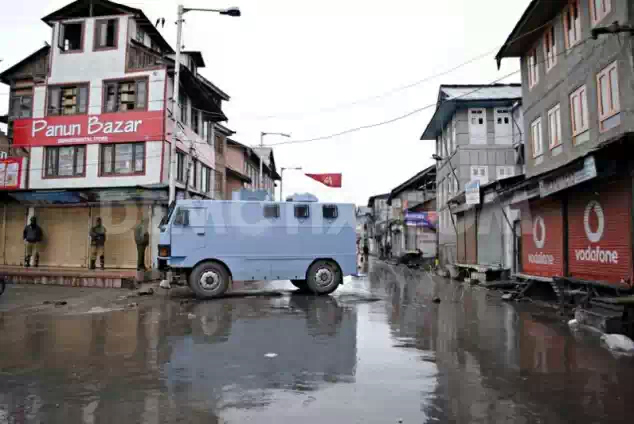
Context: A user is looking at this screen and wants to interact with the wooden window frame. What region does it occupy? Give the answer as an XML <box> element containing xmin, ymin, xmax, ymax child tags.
<box><xmin>93</xmin><ymin>18</ymin><xmax>119</xmax><ymax>51</ymax></box>
<box><xmin>590</xmin><ymin>0</ymin><xmax>611</xmax><ymax>26</ymax></box>
<box><xmin>46</xmin><ymin>82</ymin><xmax>90</xmax><ymax>116</ymax></box>
<box><xmin>547</xmin><ymin>103</ymin><xmax>562</xmax><ymax>149</ymax></box>
<box><xmin>531</xmin><ymin>117</ymin><xmax>544</xmax><ymax>158</ymax></box>
<box><xmin>570</xmin><ymin>85</ymin><xmax>589</xmax><ymax>137</ymax></box>
<box><xmin>527</xmin><ymin>48</ymin><xmax>539</xmax><ymax>89</ymax></box>
<box><xmin>176</xmin><ymin>151</ymin><xmax>186</xmax><ymax>183</ymax></box>
<box><xmin>58</xmin><ymin>20</ymin><xmax>85</xmax><ymax>54</ymax></box>
<box><xmin>99</xmin><ymin>142</ymin><xmax>146</xmax><ymax>177</ymax></box>
<box><xmin>43</xmin><ymin>145</ymin><xmax>86</xmax><ymax>179</ymax></box>
<box><xmin>563</xmin><ymin>0</ymin><xmax>582</xmax><ymax>49</ymax></box>
<box><xmin>543</xmin><ymin>25</ymin><xmax>557</xmax><ymax>72</ymax></box>
<box><xmin>192</xmin><ymin>159</ymin><xmax>199</xmax><ymax>189</ymax></box>
<box><xmin>596</xmin><ymin>61</ymin><xmax>620</xmax><ymax>126</ymax></box>
<box><xmin>102</xmin><ymin>77</ymin><xmax>149</xmax><ymax>113</ymax></box>
<box><xmin>9</xmin><ymin>93</ymin><xmax>33</xmax><ymax>119</ymax></box>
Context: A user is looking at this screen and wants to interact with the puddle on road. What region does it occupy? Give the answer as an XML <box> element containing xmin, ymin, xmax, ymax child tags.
<box><xmin>1</xmin><ymin>267</ymin><xmax>634</xmax><ymax>423</ymax></box>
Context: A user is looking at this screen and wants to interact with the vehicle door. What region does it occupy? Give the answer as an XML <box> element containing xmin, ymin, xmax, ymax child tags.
<box><xmin>171</xmin><ymin>207</ymin><xmax>207</xmax><ymax>257</ymax></box>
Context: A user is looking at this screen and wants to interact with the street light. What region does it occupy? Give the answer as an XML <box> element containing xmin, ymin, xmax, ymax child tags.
<box><xmin>168</xmin><ymin>4</ymin><xmax>241</xmax><ymax>205</ymax></box>
<box><xmin>280</xmin><ymin>166</ymin><xmax>302</xmax><ymax>201</ymax></box>
<box><xmin>258</xmin><ymin>132</ymin><xmax>290</xmax><ymax>191</ymax></box>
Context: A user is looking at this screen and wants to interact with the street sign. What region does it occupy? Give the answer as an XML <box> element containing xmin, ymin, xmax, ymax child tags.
<box><xmin>465</xmin><ymin>180</ymin><xmax>481</xmax><ymax>205</ymax></box>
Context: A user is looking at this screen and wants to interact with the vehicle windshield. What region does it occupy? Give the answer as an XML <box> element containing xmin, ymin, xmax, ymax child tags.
<box><xmin>159</xmin><ymin>201</ymin><xmax>176</xmax><ymax>232</ymax></box>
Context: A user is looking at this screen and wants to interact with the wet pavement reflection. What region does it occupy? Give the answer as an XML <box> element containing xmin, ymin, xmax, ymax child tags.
<box><xmin>1</xmin><ymin>260</ymin><xmax>634</xmax><ymax>423</ymax></box>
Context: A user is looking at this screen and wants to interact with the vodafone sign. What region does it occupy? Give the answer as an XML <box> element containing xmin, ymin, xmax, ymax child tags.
<box><xmin>522</xmin><ymin>198</ymin><xmax>564</xmax><ymax>277</ymax></box>
<box><xmin>573</xmin><ymin>200</ymin><xmax>618</xmax><ymax>265</ymax></box>
<box><xmin>11</xmin><ymin>111</ymin><xmax>164</xmax><ymax>147</ymax></box>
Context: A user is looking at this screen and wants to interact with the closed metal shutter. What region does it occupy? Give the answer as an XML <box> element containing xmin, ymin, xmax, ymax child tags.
<box><xmin>521</xmin><ymin>197</ymin><xmax>564</xmax><ymax>277</ymax></box>
<box><xmin>465</xmin><ymin>208</ymin><xmax>477</xmax><ymax>264</ymax></box>
<box><xmin>37</xmin><ymin>207</ymin><xmax>90</xmax><ymax>267</ymax></box>
<box><xmin>477</xmin><ymin>204</ymin><xmax>503</xmax><ymax>266</ymax></box>
<box><xmin>567</xmin><ymin>177</ymin><xmax>632</xmax><ymax>284</ymax></box>
<box><xmin>93</xmin><ymin>205</ymin><xmax>148</xmax><ymax>269</ymax></box>
<box><xmin>406</xmin><ymin>226</ymin><xmax>417</xmax><ymax>251</ymax></box>
<box><xmin>456</xmin><ymin>212</ymin><xmax>466</xmax><ymax>263</ymax></box>
<box><xmin>1</xmin><ymin>205</ymin><xmax>28</xmax><ymax>265</ymax></box>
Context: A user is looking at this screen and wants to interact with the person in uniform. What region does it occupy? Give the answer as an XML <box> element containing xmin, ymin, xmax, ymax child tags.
<box><xmin>135</xmin><ymin>218</ymin><xmax>150</xmax><ymax>271</ymax></box>
<box><xmin>23</xmin><ymin>216</ymin><xmax>43</xmax><ymax>268</ymax></box>
<box><xmin>89</xmin><ymin>217</ymin><xmax>107</xmax><ymax>270</ymax></box>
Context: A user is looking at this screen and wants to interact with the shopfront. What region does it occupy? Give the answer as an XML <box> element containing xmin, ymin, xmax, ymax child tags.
<box><xmin>567</xmin><ymin>177</ymin><xmax>632</xmax><ymax>284</ymax></box>
<box><xmin>521</xmin><ymin>197</ymin><xmax>565</xmax><ymax>278</ymax></box>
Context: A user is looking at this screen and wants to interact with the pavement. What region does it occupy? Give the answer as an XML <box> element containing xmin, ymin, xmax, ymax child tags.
<box><xmin>1</xmin><ymin>260</ymin><xmax>634</xmax><ymax>423</ymax></box>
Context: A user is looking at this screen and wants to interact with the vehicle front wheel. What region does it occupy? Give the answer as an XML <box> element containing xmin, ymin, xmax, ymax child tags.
<box><xmin>290</xmin><ymin>279</ymin><xmax>309</xmax><ymax>291</ymax></box>
<box><xmin>306</xmin><ymin>260</ymin><xmax>341</xmax><ymax>295</ymax></box>
<box><xmin>189</xmin><ymin>262</ymin><xmax>231</xmax><ymax>299</ymax></box>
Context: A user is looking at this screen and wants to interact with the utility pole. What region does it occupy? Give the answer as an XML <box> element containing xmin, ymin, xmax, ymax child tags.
<box><xmin>168</xmin><ymin>4</ymin><xmax>184</xmax><ymax>205</ymax></box>
<box><xmin>259</xmin><ymin>131</ymin><xmax>290</xmax><ymax>192</ymax></box>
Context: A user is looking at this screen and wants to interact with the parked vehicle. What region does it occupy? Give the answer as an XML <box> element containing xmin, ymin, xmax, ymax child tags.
<box><xmin>158</xmin><ymin>197</ymin><xmax>357</xmax><ymax>299</ymax></box>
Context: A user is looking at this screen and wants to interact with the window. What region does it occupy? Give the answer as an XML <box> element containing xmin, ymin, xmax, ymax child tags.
<box><xmin>496</xmin><ymin>166</ymin><xmax>515</xmax><ymax>180</ymax></box>
<box><xmin>531</xmin><ymin>117</ymin><xmax>543</xmax><ymax>157</ymax></box>
<box><xmin>192</xmin><ymin>111</ymin><xmax>200</xmax><ymax>135</ymax></box>
<box><xmin>192</xmin><ymin>159</ymin><xmax>198</xmax><ymax>188</ymax></box>
<box><xmin>94</xmin><ymin>18</ymin><xmax>117</xmax><ymax>50</ymax></box>
<box><xmin>470</xmin><ymin>166</ymin><xmax>489</xmax><ymax>184</ymax></box>
<box><xmin>264</xmin><ymin>204</ymin><xmax>280</xmax><ymax>218</ymax></box>
<box><xmin>468</xmin><ymin>109</ymin><xmax>487</xmax><ymax>144</ymax></box>
<box><xmin>58</xmin><ymin>21</ymin><xmax>83</xmax><ymax>52</ymax></box>
<box><xmin>44</xmin><ymin>145</ymin><xmax>85</xmax><ymax>177</ymax></box>
<box><xmin>136</xmin><ymin>26</ymin><xmax>145</xmax><ymax>44</ymax></box>
<box><xmin>527</xmin><ymin>48</ymin><xmax>539</xmax><ymax>89</ymax></box>
<box><xmin>564</xmin><ymin>0</ymin><xmax>581</xmax><ymax>48</ymax></box>
<box><xmin>176</xmin><ymin>151</ymin><xmax>186</xmax><ymax>182</ymax></box>
<box><xmin>9</xmin><ymin>95</ymin><xmax>32</xmax><ymax>118</ymax></box>
<box><xmin>215</xmin><ymin>134</ymin><xmax>224</xmax><ymax>154</ymax></box>
<box><xmin>597</xmin><ymin>61</ymin><xmax>620</xmax><ymax>127</ymax></box>
<box><xmin>547</xmin><ymin>104</ymin><xmax>562</xmax><ymax>149</ymax></box>
<box><xmin>103</xmin><ymin>79</ymin><xmax>147</xmax><ymax>112</ymax></box>
<box><xmin>173</xmin><ymin>208</ymin><xmax>189</xmax><ymax>226</ymax></box>
<box><xmin>323</xmin><ymin>205</ymin><xmax>338</xmax><ymax>219</ymax></box>
<box><xmin>47</xmin><ymin>85</ymin><xmax>88</xmax><ymax>116</ymax></box>
<box><xmin>201</xmin><ymin>165</ymin><xmax>211</xmax><ymax>193</ymax></box>
<box><xmin>214</xmin><ymin>170</ymin><xmax>223</xmax><ymax>197</ymax></box>
<box><xmin>101</xmin><ymin>142</ymin><xmax>145</xmax><ymax>175</ymax></box>
<box><xmin>0</xmin><ymin>152</ymin><xmax>7</xmax><ymax>159</ymax></box>
<box><xmin>294</xmin><ymin>205</ymin><xmax>310</xmax><ymax>219</ymax></box>
<box><xmin>544</xmin><ymin>26</ymin><xmax>557</xmax><ymax>71</ymax></box>
<box><xmin>591</xmin><ymin>0</ymin><xmax>611</xmax><ymax>26</ymax></box>
<box><xmin>178</xmin><ymin>91</ymin><xmax>188</xmax><ymax>125</ymax></box>
<box><xmin>570</xmin><ymin>85</ymin><xmax>589</xmax><ymax>137</ymax></box>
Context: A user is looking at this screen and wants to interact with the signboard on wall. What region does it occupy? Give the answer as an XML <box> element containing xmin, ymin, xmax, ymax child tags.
<box><xmin>465</xmin><ymin>180</ymin><xmax>481</xmax><ymax>205</ymax></box>
<box><xmin>404</xmin><ymin>211</ymin><xmax>438</xmax><ymax>229</ymax></box>
<box><xmin>539</xmin><ymin>156</ymin><xmax>597</xmax><ymax>198</ymax></box>
<box><xmin>11</xmin><ymin>110</ymin><xmax>164</xmax><ymax>147</ymax></box>
<box><xmin>0</xmin><ymin>157</ymin><xmax>24</xmax><ymax>189</ymax></box>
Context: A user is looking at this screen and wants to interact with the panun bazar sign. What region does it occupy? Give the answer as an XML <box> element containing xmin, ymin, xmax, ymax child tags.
<box><xmin>11</xmin><ymin>110</ymin><xmax>165</xmax><ymax>147</ymax></box>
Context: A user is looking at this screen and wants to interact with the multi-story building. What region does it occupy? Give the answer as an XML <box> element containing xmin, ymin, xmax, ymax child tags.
<box><xmin>420</xmin><ymin>84</ymin><xmax>523</xmax><ymax>268</ymax></box>
<box><xmin>496</xmin><ymin>0</ymin><xmax>634</xmax><ymax>287</ymax></box>
<box><xmin>367</xmin><ymin>193</ymin><xmax>391</xmax><ymax>256</ymax></box>
<box><xmin>225</xmin><ymin>139</ymin><xmax>280</xmax><ymax>200</ymax></box>
<box><xmin>0</xmin><ymin>0</ymin><xmax>229</xmax><ymax>269</ymax></box>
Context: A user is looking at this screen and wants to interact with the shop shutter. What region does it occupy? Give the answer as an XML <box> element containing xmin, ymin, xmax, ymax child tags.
<box><xmin>521</xmin><ymin>197</ymin><xmax>564</xmax><ymax>277</ymax></box>
<box><xmin>93</xmin><ymin>205</ymin><xmax>148</xmax><ymax>269</ymax></box>
<box><xmin>36</xmin><ymin>207</ymin><xmax>90</xmax><ymax>267</ymax></box>
<box><xmin>465</xmin><ymin>209</ymin><xmax>478</xmax><ymax>264</ymax></box>
<box><xmin>406</xmin><ymin>226</ymin><xmax>417</xmax><ymax>251</ymax></box>
<box><xmin>567</xmin><ymin>177</ymin><xmax>632</xmax><ymax>284</ymax></box>
<box><xmin>477</xmin><ymin>204</ymin><xmax>504</xmax><ymax>266</ymax></box>
<box><xmin>1</xmin><ymin>205</ymin><xmax>28</xmax><ymax>265</ymax></box>
<box><xmin>456</xmin><ymin>212</ymin><xmax>466</xmax><ymax>263</ymax></box>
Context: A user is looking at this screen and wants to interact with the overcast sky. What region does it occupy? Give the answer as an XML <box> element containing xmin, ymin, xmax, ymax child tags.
<box><xmin>0</xmin><ymin>0</ymin><xmax>528</xmax><ymax>205</ymax></box>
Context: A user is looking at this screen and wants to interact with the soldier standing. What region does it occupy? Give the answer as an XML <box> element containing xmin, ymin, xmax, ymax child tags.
<box><xmin>23</xmin><ymin>216</ymin><xmax>43</xmax><ymax>267</ymax></box>
<box><xmin>89</xmin><ymin>217</ymin><xmax>107</xmax><ymax>270</ymax></box>
<box><xmin>135</xmin><ymin>218</ymin><xmax>150</xmax><ymax>271</ymax></box>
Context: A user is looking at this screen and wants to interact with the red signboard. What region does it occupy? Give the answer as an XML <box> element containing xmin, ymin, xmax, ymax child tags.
<box><xmin>567</xmin><ymin>177</ymin><xmax>632</xmax><ymax>285</ymax></box>
<box><xmin>521</xmin><ymin>197</ymin><xmax>565</xmax><ymax>277</ymax></box>
<box><xmin>305</xmin><ymin>173</ymin><xmax>342</xmax><ymax>188</ymax></box>
<box><xmin>11</xmin><ymin>111</ymin><xmax>165</xmax><ymax>147</ymax></box>
<box><xmin>0</xmin><ymin>157</ymin><xmax>24</xmax><ymax>190</ymax></box>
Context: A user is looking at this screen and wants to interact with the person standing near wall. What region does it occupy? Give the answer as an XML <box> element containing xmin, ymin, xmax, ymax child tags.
<box><xmin>89</xmin><ymin>217</ymin><xmax>107</xmax><ymax>270</ymax></box>
<box><xmin>135</xmin><ymin>218</ymin><xmax>150</xmax><ymax>271</ymax></box>
<box><xmin>23</xmin><ymin>216</ymin><xmax>43</xmax><ymax>268</ymax></box>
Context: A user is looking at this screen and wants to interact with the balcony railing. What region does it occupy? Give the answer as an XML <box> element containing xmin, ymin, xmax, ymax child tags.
<box><xmin>127</xmin><ymin>44</ymin><xmax>163</xmax><ymax>71</ymax></box>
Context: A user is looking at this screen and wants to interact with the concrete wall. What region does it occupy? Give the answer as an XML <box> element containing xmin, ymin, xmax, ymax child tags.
<box><xmin>519</xmin><ymin>1</ymin><xmax>634</xmax><ymax>178</ymax></box>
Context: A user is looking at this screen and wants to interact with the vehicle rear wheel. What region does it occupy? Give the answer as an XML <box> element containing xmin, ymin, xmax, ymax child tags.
<box><xmin>306</xmin><ymin>260</ymin><xmax>341</xmax><ymax>295</ymax></box>
<box><xmin>290</xmin><ymin>279</ymin><xmax>309</xmax><ymax>291</ymax></box>
<box><xmin>189</xmin><ymin>262</ymin><xmax>231</xmax><ymax>299</ymax></box>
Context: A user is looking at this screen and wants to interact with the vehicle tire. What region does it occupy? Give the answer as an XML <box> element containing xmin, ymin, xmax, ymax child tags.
<box><xmin>189</xmin><ymin>262</ymin><xmax>231</xmax><ymax>299</ymax></box>
<box><xmin>306</xmin><ymin>260</ymin><xmax>341</xmax><ymax>295</ymax></box>
<box><xmin>290</xmin><ymin>279</ymin><xmax>309</xmax><ymax>291</ymax></box>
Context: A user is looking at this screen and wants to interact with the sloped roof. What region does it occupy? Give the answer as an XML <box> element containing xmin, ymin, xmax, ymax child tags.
<box><xmin>388</xmin><ymin>165</ymin><xmax>436</xmax><ymax>204</ymax></box>
<box><xmin>0</xmin><ymin>45</ymin><xmax>50</xmax><ymax>84</ymax></box>
<box><xmin>420</xmin><ymin>84</ymin><xmax>522</xmax><ymax>140</ymax></box>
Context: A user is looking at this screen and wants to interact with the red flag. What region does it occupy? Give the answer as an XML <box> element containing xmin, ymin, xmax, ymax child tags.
<box><xmin>305</xmin><ymin>173</ymin><xmax>342</xmax><ymax>188</ymax></box>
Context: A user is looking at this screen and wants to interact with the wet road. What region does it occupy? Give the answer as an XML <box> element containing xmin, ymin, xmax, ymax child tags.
<box><xmin>1</xmin><ymin>261</ymin><xmax>634</xmax><ymax>423</ymax></box>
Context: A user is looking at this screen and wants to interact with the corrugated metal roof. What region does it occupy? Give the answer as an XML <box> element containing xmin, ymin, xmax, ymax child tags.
<box><xmin>441</xmin><ymin>85</ymin><xmax>522</xmax><ymax>101</ymax></box>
